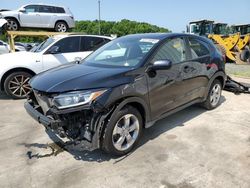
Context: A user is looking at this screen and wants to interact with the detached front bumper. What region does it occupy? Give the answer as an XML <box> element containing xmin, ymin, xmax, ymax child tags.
<box><xmin>24</xmin><ymin>101</ymin><xmax>60</xmax><ymax>129</ymax></box>
<box><xmin>24</xmin><ymin>97</ymin><xmax>107</xmax><ymax>150</ymax></box>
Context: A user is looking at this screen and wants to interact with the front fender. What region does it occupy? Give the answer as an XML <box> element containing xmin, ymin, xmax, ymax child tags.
<box><xmin>91</xmin><ymin>96</ymin><xmax>150</xmax><ymax>149</ymax></box>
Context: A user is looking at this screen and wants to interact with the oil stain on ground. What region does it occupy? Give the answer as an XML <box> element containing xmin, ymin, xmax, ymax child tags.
<box><xmin>155</xmin><ymin>153</ymin><xmax>168</xmax><ymax>162</ymax></box>
<box><xmin>166</xmin><ymin>134</ymin><xmax>177</xmax><ymax>140</ymax></box>
<box><xmin>26</xmin><ymin>142</ymin><xmax>66</xmax><ymax>159</ymax></box>
<box><xmin>160</xmin><ymin>180</ymin><xmax>194</xmax><ymax>188</ymax></box>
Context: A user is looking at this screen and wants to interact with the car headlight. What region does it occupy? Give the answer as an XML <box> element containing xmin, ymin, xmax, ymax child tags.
<box><xmin>53</xmin><ymin>89</ymin><xmax>107</xmax><ymax>109</ymax></box>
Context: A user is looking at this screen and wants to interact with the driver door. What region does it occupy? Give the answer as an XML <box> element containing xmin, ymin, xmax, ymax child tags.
<box><xmin>19</xmin><ymin>5</ymin><xmax>41</xmax><ymax>27</ymax></box>
<box><xmin>147</xmin><ymin>37</ymin><xmax>191</xmax><ymax>120</ymax></box>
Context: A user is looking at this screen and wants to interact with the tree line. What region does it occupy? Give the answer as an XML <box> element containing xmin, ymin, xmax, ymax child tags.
<box><xmin>73</xmin><ymin>19</ymin><xmax>170</xmax><ymax>36</ymax></box>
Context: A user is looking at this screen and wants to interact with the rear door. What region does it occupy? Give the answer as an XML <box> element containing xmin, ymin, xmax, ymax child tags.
<box><xmin>19</xmin><ymin>5</ymin><xmax>41</xmax><ymax>27</ymax></box>
<box><xmin>185</xmin><ymin>37</ymin><xmax>212</xmax><ymax>100</ymax></box>
<box><xmin>42</xmin><ymin>36</ymin><xmax>81</xmax><ymax>70</ymax></box>
<box><xmin>37</xmin><ymin>5</ymin><xmax>55</xmax><ymax>28</ymax></box>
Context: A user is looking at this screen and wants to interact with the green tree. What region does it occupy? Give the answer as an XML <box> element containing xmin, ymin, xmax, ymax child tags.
<box><xmin>73</xmin><ymin>19</ymin><xmax>171</xmax><ymax>36</ymax></box>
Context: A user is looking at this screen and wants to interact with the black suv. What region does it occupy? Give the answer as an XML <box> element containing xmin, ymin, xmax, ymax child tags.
<box><xmin>25</xmin><ymin>33</ymin><xmax>226</xmax><ymax>156</ymax></box>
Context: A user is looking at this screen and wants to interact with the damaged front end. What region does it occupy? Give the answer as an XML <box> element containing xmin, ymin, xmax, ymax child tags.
<box><xmin>24</xmin><ymin>89</ymin><xmax>114</xmax><ymax>149</ymax></box>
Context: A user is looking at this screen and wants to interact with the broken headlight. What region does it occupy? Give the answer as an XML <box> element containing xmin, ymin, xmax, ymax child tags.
<box><xmin>53</xmin><ymin>89</ymin><xmax>107</xmax><ymax>109</ymax></box>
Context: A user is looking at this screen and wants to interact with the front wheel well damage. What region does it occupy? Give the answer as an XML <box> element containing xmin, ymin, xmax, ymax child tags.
<box><xmin>94</xmin><ymin>99</ymin><xmax>147</xmax><ymax>149</ymax></box>
<box><xmin>1</xmin><ymin>68</ymin><xmax>36</xmax><ymax>91</ymax></box>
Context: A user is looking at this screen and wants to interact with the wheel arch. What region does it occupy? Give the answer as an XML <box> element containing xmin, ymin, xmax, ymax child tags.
<box><xmin>54</xmin><ymin>20</ymin><xmax>69</xmax><ymax>29</ymax></box>
<box><xmin>1</xmin><ymin>67</ymin><xmax>36</xmax><ymax>91</ymax></box>
<box><xmin>109</xmin><ymin>97</ymin><xmax>150</xmax><ymax>128</ymax></box>
<box><xmin>4</xmin><ymin>16</ymin><xmax>20</xmax><ymax>26</ymax></box>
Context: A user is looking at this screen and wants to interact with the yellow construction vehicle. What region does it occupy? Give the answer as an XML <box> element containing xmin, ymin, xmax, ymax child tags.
<box><xmin>187</xmin><ymin>20</ymin><xmax>250</xmax><ymax>64</ymax></box>
<box><xmin>231</xmin><ymin>24</ymin><xmax>250</xmax><ymax>62</ymax></box>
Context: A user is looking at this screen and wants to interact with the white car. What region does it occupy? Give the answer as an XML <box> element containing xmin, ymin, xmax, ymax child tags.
<box><xmin>0</xmin><ymin>40</ymin><xmax>28</xmax><ymax>54</ymax></box>
<box><xmin>0</xmin><ymin>18</ymin><xmax>7</xmax><ymax>33</ymax></box>
<box><xmin>0</xmin><ymin>40</ymin><xmax>9</xmax><ymax>54</ymax></box>
<box><xmin>0</xmin><ymin>4</ymin><xmax>75</xmax><ymax>32</ymax></box>
<box><xmin>0</xmin><ymin>34</ymin><xmax>112</xmax><ymax>99</ymax></box>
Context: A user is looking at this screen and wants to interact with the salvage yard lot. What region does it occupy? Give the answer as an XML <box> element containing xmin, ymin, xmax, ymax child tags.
<box><xmin>0</xmin><ymin>78</ymin><xmax>250</xmax><ymax>188</ymax></box>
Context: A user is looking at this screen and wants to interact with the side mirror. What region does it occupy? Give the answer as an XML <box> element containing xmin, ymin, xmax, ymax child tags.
<box><xmin>151</xmin><ymin>60</ymin><xmax>172</xmax><ymax>70</ymax></box>
<box><xmin>47</xmin><ymin>46</ymin><xmax>61</xmax><ymax>54</ymax></box>
<box><xmin>19</xmin><ymin>8</ymin><xmax>26</xmax><ymax>13</ymax></box>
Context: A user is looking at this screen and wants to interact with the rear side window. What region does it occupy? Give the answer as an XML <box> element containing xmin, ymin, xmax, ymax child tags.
<box><xmin>80</xmin><ymin>37</ymin><xmax>110</xmax><ymax>51</ymax></box>
<box><xmin>54</xmin><ymin>7</ymin><xmax>65</xmax><ymax>13</ymax></box>
<box><xmin>39</xmin><ymin>6</ymin><xmax>55</xmax><ymax>13</ymax></box>
<box><xmin>53</xmin><ymin>37</ymin><xmax>80</xmax><ymax>53</ymax></box>
<box><xmin>152</xmin><ymin>37</ymin><xmax>187</xmax><ymax>64</ymax></box>
<box><xmin>188</xmin><ymin>38</ymin><xmax>210</xmax><ymax>58</ymax></box>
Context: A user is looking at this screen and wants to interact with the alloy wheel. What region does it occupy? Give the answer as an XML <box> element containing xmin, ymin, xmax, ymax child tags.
<box><xmin>210</xmin><ymin>83</ymin><xmax>221</xmax><ymax>107</ymax></box>
<box><xmin>7</xmin><ymin>20</ymin><xmax>18</xmax><ymax>31</ymax></box>
<box><xmin>8</xmin><ymin>75</ymin><xmax>31</xmax><ymax>98</ymax></box>
<box><xmin>57</xmin><ymin>24</ymin><xmax>67</xmax><ymax>32</ymax></box>
<box><xmin>112</xmin><ymin>114</ymin><xmax>140</xmax><ymax>151</ymax></box>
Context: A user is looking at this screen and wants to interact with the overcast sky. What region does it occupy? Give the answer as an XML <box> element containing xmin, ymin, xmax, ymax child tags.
<box><xmin>1</xmin><ymin>0</ymin><xmax>249</xmax><ymax>32</ymax></box>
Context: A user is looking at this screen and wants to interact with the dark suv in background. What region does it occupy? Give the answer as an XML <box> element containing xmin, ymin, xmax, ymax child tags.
<box><xmin>25</xmin><ymin>33</ymin><xmax>226</xmax><ymax>156</ymax></box>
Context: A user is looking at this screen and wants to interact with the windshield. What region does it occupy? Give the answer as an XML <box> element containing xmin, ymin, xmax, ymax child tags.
<box><xmin>30</xmin><ymin>37</ymin><xmax>55</xmax><ymax>52</ymax></box>
<box><xmin>83</xmin><ymin>36</ymin><xmax>160</xmax><ymax>67</ymax></box>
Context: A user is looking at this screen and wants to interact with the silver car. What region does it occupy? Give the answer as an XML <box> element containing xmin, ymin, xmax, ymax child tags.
<box><xmin>0</xmin><ymin>4</ymin><xmax>75</xmax><ymax>32</ymax></box>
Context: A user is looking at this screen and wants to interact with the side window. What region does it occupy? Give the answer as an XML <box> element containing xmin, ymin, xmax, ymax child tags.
<box><xmin>55</xmin><ymin>7</ymin><xmax>65</xmax><ymax>13</ymax></box>
<box><xmin>0</xmin><ymin>41</ymin><xmax>3</xmax><ymax>45</ymax></box>
<box><xmin>24</xmin><ymin>5</ymin><xmax>39</xmax><ymax>13</ymax></box>
<box><xmin>188</xmin><ymin>38</ymin><xmax>210</xmax><ymax>59</ymax></box>
<box><xmin>80</xmin><ymin>37</ymin><xmax>109</xmax><ymax>51</ymax></box>
<box><xmin>53</xmin><ymin>37</ymin><xmax>80</xmax><ymax>53</ymax></box>
<box><xmin>152</xmin><ymin>37</ymin><xmax>186</xmax><ymax>64</ymax></box>
<box><xmin>39</xmin><ymin>6</ymin><xmax>55</xmax><ymax>13</ymax></box>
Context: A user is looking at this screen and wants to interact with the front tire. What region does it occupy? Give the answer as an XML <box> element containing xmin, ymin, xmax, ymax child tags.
<box><xmin>101</xmin><ymin>106</ymin><xmax>143</xmax><ymax>156</ymax></box>
<box><xmin>6</xmin><ymin>18</ymin><xmax>19</xmax><ymax>31</ymax></box>
<box><xmin>201</xmin><ymin>79</ymin><xmax>222</xmax><ymax>110</ymax></box>
<box><xmin>55</xmin><ymin>21</ymin><xmax>68</xmax><ymax>32</ymax></box>
<box><xmin>4</xmin><ymin>71</ymin><xmax>32</xmax><ymax>99</ymax></box>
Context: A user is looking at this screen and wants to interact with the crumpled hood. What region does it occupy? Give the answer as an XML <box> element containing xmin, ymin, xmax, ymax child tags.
<box><xmin>30</xmin><ymin>63</ymin><xmax>133</xmax><ymax>93</ymax></box>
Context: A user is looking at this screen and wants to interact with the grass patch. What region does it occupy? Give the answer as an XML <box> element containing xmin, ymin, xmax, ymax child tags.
<box><xmin>225</xmin><ymin>64</ymin><xmax>250</xmax><ymax>78</ymax></box>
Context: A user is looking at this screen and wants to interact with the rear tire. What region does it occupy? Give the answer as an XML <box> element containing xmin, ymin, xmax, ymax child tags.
<box><xmin>240</xmin><ymin>48</ymin><xmax>250</xmax><ymax>62</ymax></box>
<box><xmin>4</xmin><ymin>71</ymin><xmax>32</xmax><ymax>99</ymax></box>
<box><xmin>101</xmin><ymin>106</ymin><xmax>143</xmax><ymax>156</ymax></box>
<box><xmin>201</xmin><ymin>79</ymin><xmax>222</xmax><ymax>110</ymax></box>
<box><xmin>55</xmin><ymin>21</ymin><xmax>68</xmax><ymax>32</ymax></box>
<box><xmin>6</xmin><ymin>18</ymin><xmax>19</xmax><ymax>31</ymax></box>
